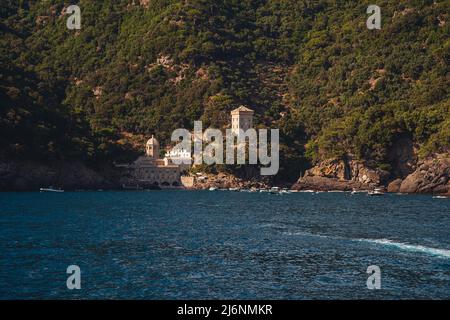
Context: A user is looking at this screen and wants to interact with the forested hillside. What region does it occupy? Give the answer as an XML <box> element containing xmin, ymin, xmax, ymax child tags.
<box><xmin>0</xmin><ymin>0</ymin><xmax>448</xmax><ymax>182</ymax></box>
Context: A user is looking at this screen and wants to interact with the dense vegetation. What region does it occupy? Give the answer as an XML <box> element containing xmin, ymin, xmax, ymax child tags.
<box><xmin>0</xmin><ymin>0</ymin><xmax>448</xmax><ymax>181</ymax></box>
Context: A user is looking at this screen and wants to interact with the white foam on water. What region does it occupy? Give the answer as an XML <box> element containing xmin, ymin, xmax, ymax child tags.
<box><xmin>282</xmin><ymin>231</ymin><xmax>339</xmax><ymax>240</ymax></box>
<box><xmin>359</xmin><ymin>238</ymin><xmax>450</xmax><ymax>259</ymax></box>
<box><xmin>282</xmin><ymin>230</ymin><xmax>450</xmax><ymax>259</ymax></box>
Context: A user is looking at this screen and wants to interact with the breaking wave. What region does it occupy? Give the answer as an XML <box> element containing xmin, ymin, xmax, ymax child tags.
<box><xmin>282</xmin><ymin>230</ymin><xmax>450</xmax><ymax>259</ymax></box>
<box><xmin>358</xmin><ymin>238</ymin><xmax>450</xmax><ymax>259</ymax></box>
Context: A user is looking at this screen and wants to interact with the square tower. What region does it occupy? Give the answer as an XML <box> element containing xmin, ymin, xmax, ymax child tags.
<box><xmin>231</xmin><ymin>106</ymin><xmax>254</xmax><ymax>135</ymax></box>
<box><xmin>146</xmin><ymin>135</ymin><xmax>160</xmax><ymax>160</ymax></box>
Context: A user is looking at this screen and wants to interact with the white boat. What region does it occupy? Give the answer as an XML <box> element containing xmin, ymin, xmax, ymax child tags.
<box><xmin>40</xmin><ymin>187</ymin><xmax>64</xmax><ymax>193</ymax></box>
<box><xmin>259</xmin><ymin>189</ymin><xmax>270</xmax><ymax>193</ymax></box>
<box><xmin>229</xmin><ymin>187</ymin><xmax>240</xmax><ymax>192</ymax></box>
<box><xmin>209</xmin><ymin>187</ymin><xmax>218</xmax><ymax>191</ymax></box>
<box><xmin>269</xmin><ymin>187</ymin><xmax>280</xmax><ymax>194</ymax></box>
<box><xmin>433</xmin><ymin>195</ymin><xmax>447</xmax><ymax>199</ymax></box>
<box><xmin>368</xmin><ymin>188</ymin><xmax>385</xmax><ymax>196</ymax></box>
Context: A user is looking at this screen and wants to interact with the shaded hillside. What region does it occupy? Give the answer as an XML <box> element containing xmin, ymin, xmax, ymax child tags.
<box><xmin>0</xmin><ymin>0</ymin><xmax>448</xmax><ymax>182</ymax></box>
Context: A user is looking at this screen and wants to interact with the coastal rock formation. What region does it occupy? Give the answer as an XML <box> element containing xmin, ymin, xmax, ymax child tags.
<box><xmin>291</xmin><ymin>176</ymin><xmax>375</xmax><ymax>192</ymax></box>
<box><xmin>292</xmin><ymin>158</ymin><xmax>389</xmax><ymax>191</ymax></box>
<box><xmin>387</xmin><ymin>178</ymin><xmax>403</xmax><ymax>193</ymax></box>
<box><xmin>191</xmin><ymin>172</ymin><xmax>269</xmax><ymax>190</ymax></box>
<box><xmin>387</xmin><ymin>134</ymin><xmax>417</xmax><ymax>178</ymax></box>
<box><xmin>291</xmin><ymin>153</ymin><xmax>449</xmax><ymax>195</ymax></box>
<box><xmin>0</xmin><ymin>160</ymin><xmax>120</xmax><ymax>191</ymax></box>
<box><xmin>399</xmin><ymin>154</ymin><xmax>449</xmax><ymax>195</ymax></box>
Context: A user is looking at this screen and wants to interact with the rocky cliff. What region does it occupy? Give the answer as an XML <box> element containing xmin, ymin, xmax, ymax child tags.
<box><xmin>396</xmin><ymin>154</ymin><xmax>449</xmax><ymax>195</ymax></box>
<box><xmin>292</xmin><ymin>154</ymin><xmax>449</xmax><ymax>195</ymax></box>
<box><xmin>0</xmin><ymin>160</ymin><xmax>122</xmax><ymax>191</ymax></box>
<box><xmin>291</xmin><ymin>158</ymin><xmax>389</xmax><ymax>191</ymax></box>
<box><xmin>190</xmin><ymin>172</ymin><xmax>270</xmax><ymax>190</ymax></box>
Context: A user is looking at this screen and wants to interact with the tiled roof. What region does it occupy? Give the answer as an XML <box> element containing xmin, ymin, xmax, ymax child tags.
<box><xmin>231</xmin><ymin>105</ymin><xmax>254</xmax><ymax>113</ymax></box>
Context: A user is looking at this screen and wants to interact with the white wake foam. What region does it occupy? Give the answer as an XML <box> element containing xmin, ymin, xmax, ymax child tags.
<box><xmin>282</xmin><ymin>230</ymin><xmax>450</xmax><ymax>259</ymax></box>
<box><xmin>359</xmin><ymin>238</ymin><xmax>450</xmax><ymax>259</ymax></box>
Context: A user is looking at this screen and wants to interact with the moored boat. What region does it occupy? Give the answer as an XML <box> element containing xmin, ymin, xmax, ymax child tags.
<box><xmin>269</xmin><ymin>187</ymin><xmax>280</xmax><ymax>194</ymax></box>
<box><xmin>40</xmin><ymin>187</ymin><xmax>64</xmax><ymax>193</ymax></box>
<box><xmin>368</xmin><ymin>188</ymin><xmax>385</xmax><ymax>196</ymax></box>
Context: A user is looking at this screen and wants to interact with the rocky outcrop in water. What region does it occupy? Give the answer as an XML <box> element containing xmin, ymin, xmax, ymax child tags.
<box><xmin>292</xmin><ymin>153</ymin><xmax>449</xmax><ymax>195</ymax></box>
<box><xmin>387</xmin><ymin>178</ymin><xmax>403</xmax><ymax>193</ymax></box>
<box><xmin>291</xmin><ymin>158</ymin><xmax>389</xmax><ymax>191</ymax></box>
<box><xmin>191</xmin><ymin>172</ymin><xmax>269</xmax><ymax>190</ymax></box>
<box><xmin>399</xmin><ymin>154</ymin><xmax>449</xmax><ymax>195</ymax></box>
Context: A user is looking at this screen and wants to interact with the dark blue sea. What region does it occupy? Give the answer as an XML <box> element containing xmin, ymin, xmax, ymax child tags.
<box><xmin>0</xmin><ymin>191</ymin><xmax>449</xmax><ymax>299</ymax></box>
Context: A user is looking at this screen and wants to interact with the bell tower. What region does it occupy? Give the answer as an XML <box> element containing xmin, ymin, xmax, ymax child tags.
<box><xmin>231</xmin><ymin>106</ymin><xmax>254</xmax><ymax>135</ymax></box>
<box><xmin>146</xmin><ymin>135</ymin><xmax>160</xmax><ymax>160</ymax></box>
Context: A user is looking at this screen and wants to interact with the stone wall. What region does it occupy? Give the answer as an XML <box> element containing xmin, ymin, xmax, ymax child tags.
<box><xmin>181</xmin><ymin>176</ymin><xmax>194</xmax><ymax>188</ymax></box>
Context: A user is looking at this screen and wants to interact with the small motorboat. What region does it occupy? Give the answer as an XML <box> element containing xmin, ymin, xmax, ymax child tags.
<box><xmin>40</xmin><ymin>187</ymin><xmax>64</xmax><ymax>193</ymax></box>
<box><xmin>433</xmin><ymin>195</ymin><xmax>448</xmax><ymax>199</ymax></box>
<box><xmin>269</xmin><ymin>187</ymin><xmax>280</xmax><ymax>194</ymax></box>
<box><xmin>368</xmin><ymin>188</ymin><xmax>385</xmax><ymax>196</ymax></box>
<box><xmin>229</xmin><ymin>187</ymin><xmax>240</xmax><ymax>192</ymax></box>
<box><xmin>209</xmin><ymin>187</ymin><xmax>218</xmax><ymax>191</ymax></box>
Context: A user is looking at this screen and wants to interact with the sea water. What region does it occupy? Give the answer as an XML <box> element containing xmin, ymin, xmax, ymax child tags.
<box><xmin>0</xmin><ymin>191</ymin><xmax>449</xmax><ymax>299</ymax></box>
